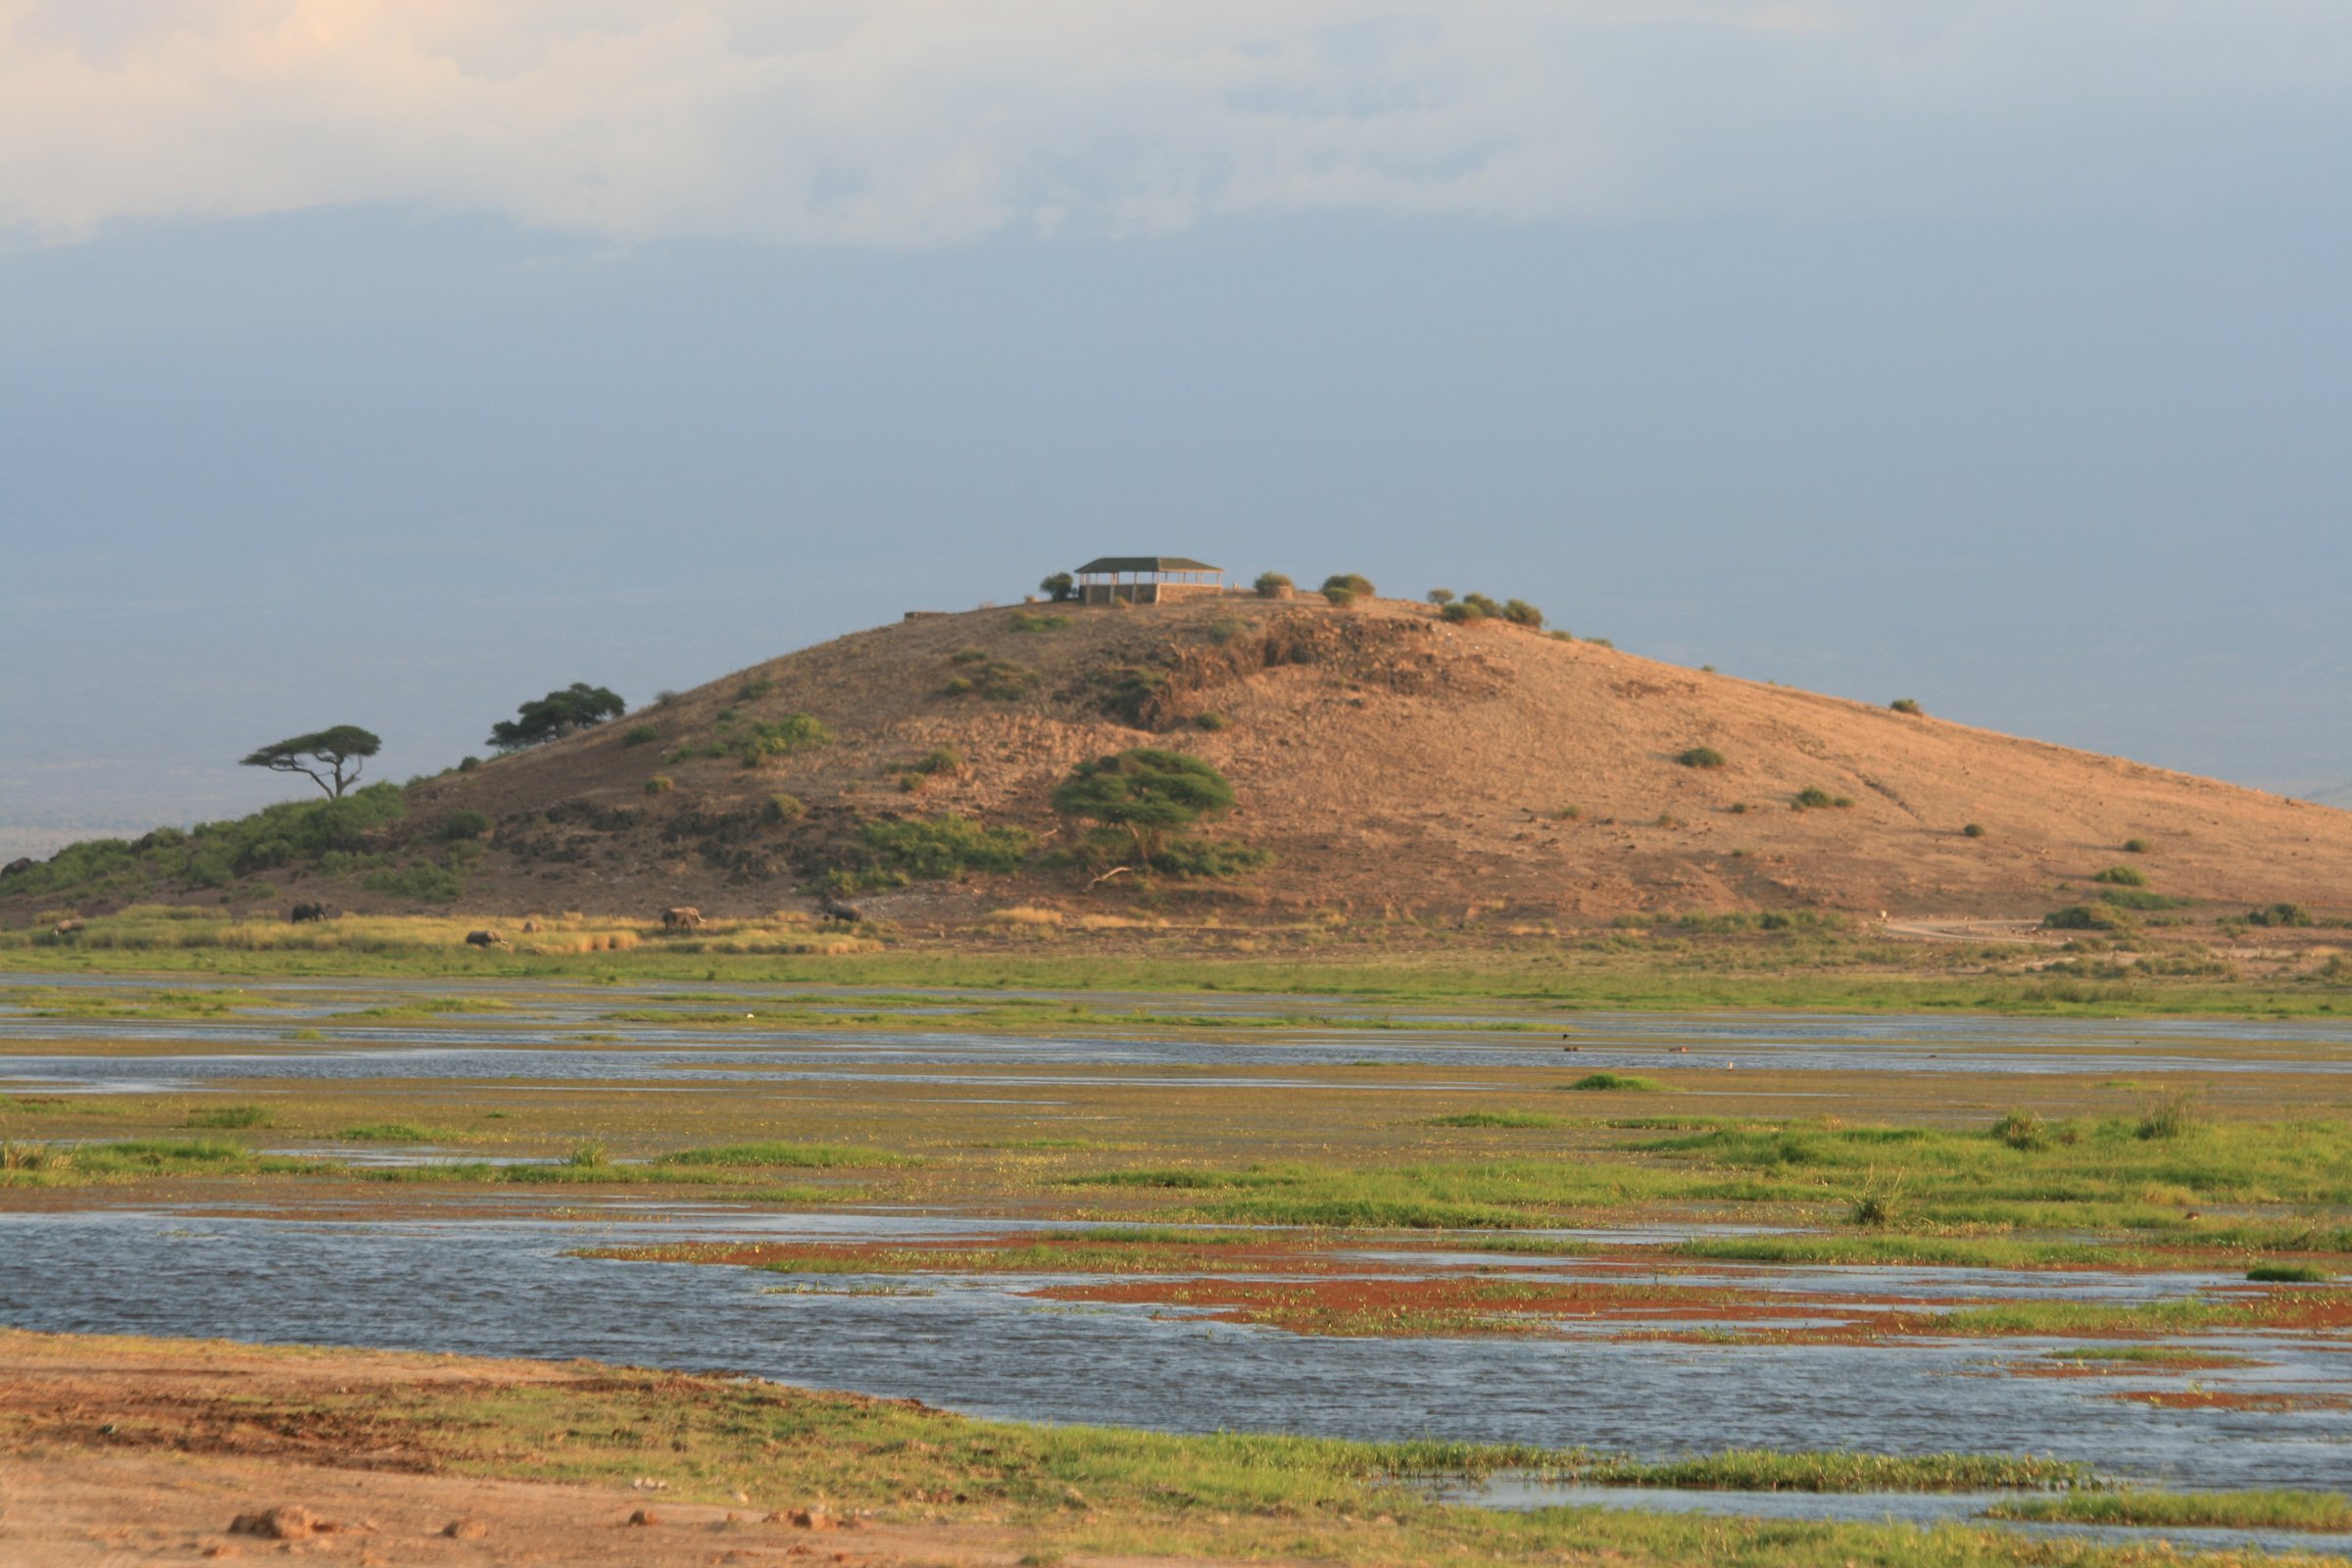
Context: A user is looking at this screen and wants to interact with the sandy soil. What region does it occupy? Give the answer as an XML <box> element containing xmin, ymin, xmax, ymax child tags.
<box><xmin>0</xmin><ymin>1334</ymin><xmax>1119</xmax><ymax>1568</ymax></box>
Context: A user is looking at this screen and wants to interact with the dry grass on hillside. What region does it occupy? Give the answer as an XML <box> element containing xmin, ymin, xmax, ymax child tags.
<box><xmin>384</xmin><ymin>593</ymin><xmax>2351</xmax><ymax>924</ymax></box>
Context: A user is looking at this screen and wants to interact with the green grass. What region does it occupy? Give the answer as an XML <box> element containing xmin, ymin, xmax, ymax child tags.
<box><xmin>2246</xmin><ymin>1263</ymin><xmax>2332</xmax><ymax>1283</ymax></box>
<box><xmin>1561</xmin><ymin>1073</ymin><xmax>1664</xmax><ymax>1093</ymax></box>
<box><xmin>185</xmin><ymin>1104</ymin><xmax>272</xmax><ymax>1129</ymax></box>
<box><xmin>7</xmin><ymin>921</ymin><xmax>2346</xmax><ymax>1019</ymax></box>
<box><xmin>337</xmin><ymin>1122</ymin><xmax>434</xmax><ymax>1142</ymax></box>
<box><xmin>652</xmin><ymin>1141</ymin><xmax>915</xmax><ymax>1169</ymax></box>
<box><xmin>1984</xmin><ymin>1491</ymin><xmax>2352</xmax><ymax>1533</ymax></box>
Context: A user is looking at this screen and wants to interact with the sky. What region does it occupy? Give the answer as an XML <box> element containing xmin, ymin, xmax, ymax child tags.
<box><xmin>3</xmin><ymin>2</ymin><xmax>2349</xmax><ymax>855</ymax></box>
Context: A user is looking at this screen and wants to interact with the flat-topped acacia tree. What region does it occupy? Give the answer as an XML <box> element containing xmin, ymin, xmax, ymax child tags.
<box><xmin>1051</xmin><ymin>748</ymin><xmax>1236</xmax><ymax>864</ymax></box>
<box><xmin>239</xmin><ymin>725</ymin><xmax>382</xmax><ymax>799</ymax></box>
<box><xmin>488</xmin><ymin>683</ymin><xmax>626</xmax><ymax>753</ymax></box>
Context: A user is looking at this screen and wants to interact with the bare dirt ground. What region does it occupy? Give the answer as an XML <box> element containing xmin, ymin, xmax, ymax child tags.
<box><xmin>0</xmin><ymin>1334</ymin><xmax>1100</xmax><ymax>1568</ymax></box>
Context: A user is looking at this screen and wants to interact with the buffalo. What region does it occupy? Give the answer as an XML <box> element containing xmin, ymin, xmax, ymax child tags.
<box><xmin>288</xmin><ymin>902</ymin><xmax>333</xmax><ymax>924</ymax></box>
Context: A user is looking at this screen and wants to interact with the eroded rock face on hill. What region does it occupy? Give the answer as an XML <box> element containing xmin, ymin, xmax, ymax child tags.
<box><xmin>10</xmin><ymin>595</ymin><xmax>2350</xmax><ymax>927</ymax></box>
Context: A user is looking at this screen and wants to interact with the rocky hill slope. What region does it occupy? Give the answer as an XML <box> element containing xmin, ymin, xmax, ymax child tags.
<box><xmin>10</xmin><ymin>594</ymin><xmax>2349</xmax><ymax>926</ymax></box>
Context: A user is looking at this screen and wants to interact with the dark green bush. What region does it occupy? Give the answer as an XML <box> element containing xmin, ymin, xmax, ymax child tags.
<box><xmin>948</xmin><ymin>658</ymin><xmax>1039</xmax><ymax>703</ymax></box>
<box><xmin>438</xmin><ymin>809</ymin><xmax>492</xmax><ymax>842</ymax></box>
<box><xmin>2248</xmin><ymin>902</ymin><xmax>2313</xmax><ymax>928</ymax></box>
<box><xmin>2121</xmin><ymin>838</ymin><xmax>2149</xmax><ymax>854</ymax></box>
<box><xmin>858</xmin><ymin>815</ymin><xmax>1035</xmax><ymax>878</ymax></box>
<box><xmin>2092</xmin><ymin>864</ymin><xmax>2146</xmax><ymax>886</ymax></box>
<box><xmin>621</xmin><ymin>724</ymin><xmax>659</xmax><ymax>748</ymax></box>
<box><xmin>1321</xmin><ymin>573</ymin><xmax>1375</xmax><ymax>597</ymax></box>
<box><xmin>2043</xmin><ymin>904</ymin><xmax>2129</xmax><ymax>931</ymax></box>
<box><xmin>1791</xmin><ymin>787</ymin><xmax>1853</xmax><ymax>809</ymax></box>
<box><xmin>1677</xmin><ymin>746</ymin><xmax>1727</xmax><ymax>769</ymax></box>
<box><xmin>762</xmin><ymin>793</ymin><xmax>805</xmax><ymax>824</ymax></box>
<box><xmin>737</xmin><ymin>677</ymin><xmax>776</xmax><ymax>701</ymax></box>
<box><xmin>1007</xmin><ymin>611</ymin><xmax>1069</xmax><ymax>633</ymax></box>
<box><xmin>1195</xmin><ymin>711</ymin><xmax>1230</xmax><ymax>731</ymax></box>
<box><xmin>1890</xmin><ymin>698</ymin><xmax>1922</xmax><ymax>714</ymax></box>
<box><xmin>1962</xmin><ymin>822</ymin><xmax>1986</xmax><ymax>838</ymax></box>
<box><xmin>1501</xmin><ymin>598</ymin><xmax>1544</xmax><ymax>628</ymax></box>
<box><xmin>1252</xmin><ymin>571</ymin><xmax>1293</xmax><ymax>598</ymax></box>
<box><xmin>644</xmin><ymin>775</ymin><xmax>674</xmax><ymax>796</ymax></box>
<box><xmin>1427</xmin><ymin>588</ymin><xmax>1456</xmax><ymax>605</ymax></box>
<box><xmin>457</xmin><ymin>756</ymin><xmax>482</xmax><ymax>772</ymax></box>
<box><xmin>1039</xmin><ymin>571</ymin><xmax>1077</xmax><ymax>603</ymax></box>
<box><xmin>363</xmin><ymin>862</ymin><xmax>465</xmax><ymax>903</ymax></box>
<box><xmin>1439</xmin><ymin>601</ymin><xmax>1477</xmax><ymax>623</ymax></box>
<box><xmin>1321</xmin><ymin>585</ymin><xmax>1355</xmax><ymax>607</ymax></box>
<box><xmin>732</xmin><ymin>713</ymin><xmax>834</xmax><ymax>764</ymax></box>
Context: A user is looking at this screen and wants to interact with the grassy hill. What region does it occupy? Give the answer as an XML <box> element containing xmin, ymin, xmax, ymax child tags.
<box><xmin>6</xmin><ymin>593</ymin><xmax>2348</xmax><ymax>930</ymax></box>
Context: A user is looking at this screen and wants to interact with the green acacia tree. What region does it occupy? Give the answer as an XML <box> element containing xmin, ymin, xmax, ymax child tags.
<box><xmin>239</xmin><ymin>725</ymin><xmax>382</xmax><ymax>798</ymax></box>
<box><xmin>1051</xmin><ymin>748</ymin><xmax>1236</xmax><ymax>864</ymax></box>
<box><xmin>488</xmin><ymin>683</ymin><xmax>626</xmax><ymax>752</ymax></box>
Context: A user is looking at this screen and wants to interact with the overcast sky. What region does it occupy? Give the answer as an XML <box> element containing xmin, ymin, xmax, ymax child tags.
<box><xmin>3</xmin><ymin>3</ymin><xmax>2348</xmax><ymax>853</ymax></box>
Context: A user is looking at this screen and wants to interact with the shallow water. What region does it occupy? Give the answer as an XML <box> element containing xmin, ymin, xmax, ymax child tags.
<box><xmin>2</xmin><ymin>1209</ymin><xmax>2347</xmax><ymax>1494</ymax></box>
<box><xmin>4</xmin><ymin>987</ymin><xmax>2350</xmax><ymax>1096</ymax></box>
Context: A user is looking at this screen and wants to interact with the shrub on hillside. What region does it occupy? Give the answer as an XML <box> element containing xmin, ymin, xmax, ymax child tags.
<box><xmin>731</xmin><ymin>714</ymin><xmax>834</xmax><ymax>766</ymax></box>
<box><xmin>858</xmin><ymin>815</ymin><xmax>1036</xmax><ymax>879</ymax></box>
<box><xmin>1439</xmin><ymin>601</ymin><xmax>1477</xmax><ymax>623</ymax></box>
<box><xmin>363</xmin><ymin>862</ymin><xmax>465</xmax><ymax>903</ymax></box>
<box><xmin>1039</xmin><ymin>571</ymin><xmax>1077</xmax><ymax>603</ymax></box>
<box><xmin>1501</xmin><ymin>598</ymin><xmax>1544</xmax><ymax>628</ymax></box>
<box><xmin>437</xmin><ymin>809</ymin><xmax>492</xmax><ymax>842</ymax></box>
<box><xmin>2122</xmin><ymin>838</ymin><xmax>2149</xmax><ymax>854</ymax></box>
<box><xmin>644</xmin><ymin>775</ymin><xmax>674</xmax><ymax>795</ymax></box>
<box><xmin>2043</xmin><ymin>904</ymin><xmax>2130</xmax><ymax>931</ymax></box>
<box><xmin>762</xmin><ymin>792</ymin><xmax>805</xmax><ymax>824</ymax></box>
<box><xmin>1252</xmin><ymin>571</ymin><xmax>1293</xmax><ymax>598</ymax></box>
<box><xmin>1890</xmin><ymin>698</ymin><xmax>1923</xmax><ymax>714</ymax></box>
<box><xmin>2092</xmin><ymin>864</ymin><xmax>2147</xmax><ymax>887</ymax></box>
<box><xmin>1677</xmin><ymin>746</ymin><xmax>1727</xmax><ymax>769</ymax></box>
<box><xmin>1321</xmin><ymin>585</ymin><xmax>1355</xmax><ymax>607</ymax></box>
<box><xmin>1322</xmin><ymin>572</ymin><xmax>1376</xmax><ymax>598</ymax></box>
<box><xmin>946</xmin><ymin>657</ymin><xmax>1039</xmax><ymax>702</ymax></box>
<box><xmin>1963</xmin><ymin>822</ymin><xmax>1986</xmax><ymax>838</ymax></box>
<box><xmin>1007</xmin><ymin>611</ymin><xmax>1069</xmax><ymax>633</ymax></box>
<box><xmin>621</xmin><ymin>724</ymin><xmax>660</xmax><ymax>748</ymax></box>
<box><xmin>1791</xmin><ymin>787</ymin><xmax>1853</xmax><ymax>809</ymax></box>
<box><xmin>2247</xmin><ymin>902</ymin><xmax>2312</xmax><ymax>928</ymax></box>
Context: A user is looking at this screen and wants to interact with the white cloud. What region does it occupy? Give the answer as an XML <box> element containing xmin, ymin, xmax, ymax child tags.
<box><xmin>1</xmin><ymin>1</ymin><xmax>2345</xmax><ymax>248</ymax></box>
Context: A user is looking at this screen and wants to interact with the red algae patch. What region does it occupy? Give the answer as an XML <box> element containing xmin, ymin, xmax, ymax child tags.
<box><xmin>2103</xmin><ymin>1389</ymin><xmax>2352</xmax><ymax>1411</ymax></box>
<box><xmin>575</xmin><ymin>1232</ymin><xmax>1393</xmax><ymax>1279</ymax></box>
<box><xmin>1025</xmin><ymin>1274</ymin><xmax>1868</xmax><ymax>1338</ymax></box>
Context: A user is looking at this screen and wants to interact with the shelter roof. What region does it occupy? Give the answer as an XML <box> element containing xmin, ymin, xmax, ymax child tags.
<box><xmin>1073</xmin><ymin>556</ymin><xmax>1222</xmax><ymax>574</ymax></box>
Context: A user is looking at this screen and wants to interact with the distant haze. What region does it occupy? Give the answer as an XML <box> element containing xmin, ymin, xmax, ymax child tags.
<box><xmin>2</xmin><ymin>4</ymin><xmax>2347</xmax><ymax>852</ymax></box>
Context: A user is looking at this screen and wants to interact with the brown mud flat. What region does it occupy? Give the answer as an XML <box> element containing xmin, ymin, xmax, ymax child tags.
<box><xmin>0</xmin><ymin>1331</ymin><xmax>1043</xmax><ymax>1568</ymax></box>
